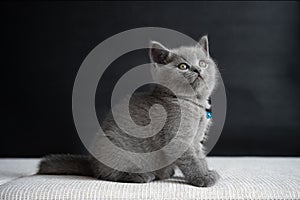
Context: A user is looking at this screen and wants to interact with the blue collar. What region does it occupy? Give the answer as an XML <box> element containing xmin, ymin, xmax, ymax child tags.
<box><xmin>206</xmin><ymin>97</ymin><xmax>212</xmax><ymax>119</ymax></box>
<box><xmin>172</xmin><ymin>95</ymin><xmax>212</xmax><ymax>119</ymax></box>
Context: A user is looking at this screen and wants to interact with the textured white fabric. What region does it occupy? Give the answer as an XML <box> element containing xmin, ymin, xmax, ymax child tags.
<box><xmin>0</xmin><ymin>159</ymin><xmax>39</xmax><ymax>186</ymax></box>
<box><xmin>0</xmin><ymin>157</ymin><xmax>299</xmax><ymax>200</ymax></box>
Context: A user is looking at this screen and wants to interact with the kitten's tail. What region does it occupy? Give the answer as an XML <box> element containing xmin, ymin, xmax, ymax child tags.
<box><xmin>37</xmin><ymin>154</ymin><xmax>94</xmax><ymax>177</ymax></box>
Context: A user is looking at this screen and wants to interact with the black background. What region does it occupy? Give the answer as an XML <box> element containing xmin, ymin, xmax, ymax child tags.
<box><xmin>1</xmin><ymin>2</ymin><xmax>299</xmax><ymax>157</ymax></box>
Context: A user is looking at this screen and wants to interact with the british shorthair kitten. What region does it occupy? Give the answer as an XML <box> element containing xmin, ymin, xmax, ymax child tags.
<box><xmin>38</xmin><ymin>35</ymin><xmax>220</xmax><ymax>187</ymax></box>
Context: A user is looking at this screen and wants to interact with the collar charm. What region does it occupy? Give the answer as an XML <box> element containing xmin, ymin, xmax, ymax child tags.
<box><xmin>206</xmin><ymin>110</ymin><xmax>212</xmax><ymax>119</ymax></box>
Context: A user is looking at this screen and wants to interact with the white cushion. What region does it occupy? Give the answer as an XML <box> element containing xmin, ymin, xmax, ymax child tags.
<box><xmin>0</xmin><ymin>157</ymin><xmax>299</xmax><ymax>199</ymax></box>
<box><xmin>0</xmin><ymin>159</ymin><xmax>39</xmax><ymax>185</ymax></box>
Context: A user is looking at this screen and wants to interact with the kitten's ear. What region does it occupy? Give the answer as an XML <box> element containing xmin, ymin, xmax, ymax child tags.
<box><xmin>198</xmin><ymin>35</ymin><xmax>210</xmax><ymax>57</ymax></box>
<box><xmin>149</xmin><ymin>41</ymin><xmax>172</xmax><ymax>65</ymax></box>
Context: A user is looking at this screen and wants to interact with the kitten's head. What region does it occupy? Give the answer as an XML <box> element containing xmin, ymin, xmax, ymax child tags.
<box><xmin>149</xmin><ymin>35</ymin><xmax>217</xmax><ymax>99</ymax></box>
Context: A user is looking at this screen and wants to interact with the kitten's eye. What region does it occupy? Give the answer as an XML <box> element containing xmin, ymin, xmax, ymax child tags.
<box><xmin>199</xmin><ymin>60</ymin><xmax>208</xmax><ymax>69</ymax></box>
<box><xmin>177</xmin><ymin>63</ymin><xmax>189</xmax><ymax>70</ymax></box>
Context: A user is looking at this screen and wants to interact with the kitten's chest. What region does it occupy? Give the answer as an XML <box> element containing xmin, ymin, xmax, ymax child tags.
<box><xmin>170</xmin><ymin>98</ymin><xmax>209</xmax><ymax>130</ymax></box>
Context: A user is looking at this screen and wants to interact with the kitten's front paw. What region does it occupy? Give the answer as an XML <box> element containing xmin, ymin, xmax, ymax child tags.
<box><xmin>203</xmin><ymin>170</ymin><xmax>220</xmax><ymax>187</ymax></box>
<box><xmin>191</xmin><ymin>170</ymin><xmax>220</xmax><ymax>187</ymax></box>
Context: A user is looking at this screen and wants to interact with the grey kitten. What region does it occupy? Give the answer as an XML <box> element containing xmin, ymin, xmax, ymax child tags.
<box><xmin>38</xmin><ymin>35</ymin><xmax>220</xmax><ymax>187</ymax></box>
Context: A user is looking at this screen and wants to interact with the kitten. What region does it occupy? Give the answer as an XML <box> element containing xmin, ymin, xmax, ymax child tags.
<box><xmin>38</xmin><ymin>35</ymin><xmax>220</xmax><ymax>187</ymax></box>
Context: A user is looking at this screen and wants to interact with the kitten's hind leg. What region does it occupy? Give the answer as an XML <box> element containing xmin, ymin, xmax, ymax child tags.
<box><xmin>92</xmin><ymin>160</ymin><xmax>155</xmax><ymax>183</ymax></box>
<box><xmin>100</xmin><ymin>171</ymin><xmax>156</xmax><ymax>183</ymax></box>
<box><xmin>120</xmin><ymin>172</ymin><xmax>156</xmax><ymax>183</ymax></box>
<box><xmin>97</xmin><ymin>168</ymin><xmax>155</xmax><ymax>183</ymax></box>
<box><xmin>154</xmin><ymin>166</ymin><xmax>175</xmax><ymax>180</ymax></box>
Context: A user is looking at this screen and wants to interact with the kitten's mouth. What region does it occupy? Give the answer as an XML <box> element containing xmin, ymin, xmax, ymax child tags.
<box><xmin>197</xmin><ymin>74</ymin><xmax>204</xmax><ymax>80</ymax></box>
<box><xmin>192</xmin><ymin>75</ymin><xmax>203</xmax><ymax>85</ymax></box>
<box><xmin>194</xmin><ymin>74</ymin><xmax>203</xmax><ymax>82</ymax></box>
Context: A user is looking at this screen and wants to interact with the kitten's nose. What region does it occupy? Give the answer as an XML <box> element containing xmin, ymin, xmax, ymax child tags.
<box><xmin>192</xmin><ymin>68</ymin><xmax>201</xmax><ymax>76</ymax></box>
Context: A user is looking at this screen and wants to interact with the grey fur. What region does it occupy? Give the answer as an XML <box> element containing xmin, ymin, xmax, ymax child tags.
<box><xmin>38</xmin><ymin>35</ymin><xmax>220</xmax><ymax>187</ymax></box>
